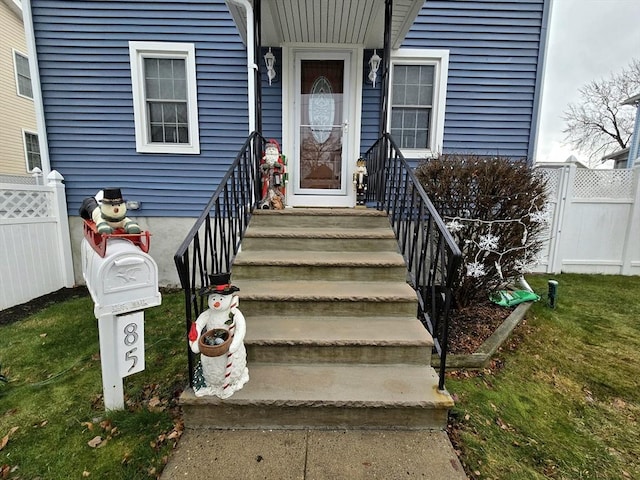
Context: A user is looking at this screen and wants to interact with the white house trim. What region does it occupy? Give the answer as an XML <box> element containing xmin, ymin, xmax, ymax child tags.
<box><xmin>129</xmin><ymin>41</ymin><xmax>200</xmax><ymax>154</ymax></box>
<box><xmin>282</xmin><ymin>43</ymin><xmax>363</xmax><ymax>207</ymax></box>
<box><xmin>386</xmin><ymin>48</ymin><xmax>449</xmax><ymax>158</ymax></box>
<box><xmin>22</xmin><ymin>0</ymin><xmax>51</xmax><ymax>177</ymax></box>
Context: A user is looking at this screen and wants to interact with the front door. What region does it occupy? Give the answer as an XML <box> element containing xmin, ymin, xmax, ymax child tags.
<box><xmin>286</xmin><ymin>49</ymin><xmax>360</xmax><ymax>207</ymax></box>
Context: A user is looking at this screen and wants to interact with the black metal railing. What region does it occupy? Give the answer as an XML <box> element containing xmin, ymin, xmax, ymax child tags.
<box><xmin>364</xmin><ymin>134</ymin><xmax>463</xmax><ymax>390</ymax></box>
<box><xmin>174</xmin><ymin>132</ymin><xmax>266</xmax><ymax>385</ymax></box>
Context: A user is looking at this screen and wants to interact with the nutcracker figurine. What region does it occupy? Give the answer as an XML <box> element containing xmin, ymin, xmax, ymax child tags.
<box><xmin>353</xmin><ymin>157</ymin><xmax>368</xmax><ymax>207</ymax></box>
<box><xmin>259</xmin><ymin>140</ymin><xmax>286</xmax><ymax>209</ymax></box>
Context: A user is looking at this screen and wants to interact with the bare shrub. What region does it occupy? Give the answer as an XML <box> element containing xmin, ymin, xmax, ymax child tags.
<box><xmin>416</xmin><ymin>155</ymin><xmax>549</xmax><ymax>308</ymax></box>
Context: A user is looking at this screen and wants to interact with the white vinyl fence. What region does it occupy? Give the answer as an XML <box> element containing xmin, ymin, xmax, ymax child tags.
<box><xmin>534</xmin><ymin>164</ymin><xmax>640</xmax><ymax>275</ymax></box>
<box><xmin>0</xmin><ymin>171</ymin><xmax>74</xmax><ymax>310</ymax></box>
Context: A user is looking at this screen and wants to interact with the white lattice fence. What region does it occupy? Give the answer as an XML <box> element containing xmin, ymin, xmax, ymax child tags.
<box><xmin>573</xmin><ymin>169</ymin><xmax>635</xmax><ymax>199</ymax></box>
<box><xmin>533</xmin><ymin>165</ymin><xmax>640</xmax><ymax>275</ymax></box>
<box><xmin>0</xmin><ymin>172</ymin><xmax>74</xmax><ymax>311</ymax></box>
<box><xmin>0</xmin><ymin>189</ymin><xmax>52</xmax><ymax>219</ymax></box>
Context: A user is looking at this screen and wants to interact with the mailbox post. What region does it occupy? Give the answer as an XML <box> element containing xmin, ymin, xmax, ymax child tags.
<box><xmin>82</xmin><ymin>237</ymin><xmax>161</xmax><ymax>410</ymax></box>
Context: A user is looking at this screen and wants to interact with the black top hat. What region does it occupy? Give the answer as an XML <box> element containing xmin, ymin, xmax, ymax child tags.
<box><xmin>102</xmin><ymin>188</ymin><xmax>125</xmax><ymax>205</ymax></box>
<box><xmin>199</xmin><ymin>273</ymin><xmax>240</xmax><ymax>296</ymax></box>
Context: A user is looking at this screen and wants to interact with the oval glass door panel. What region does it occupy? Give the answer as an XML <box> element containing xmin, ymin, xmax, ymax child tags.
<box><xmin>309</xmin><ymin>76</ymin><xmax>334</xmax><ymax>144</ymax></box>
<box><xmin>299</xmin><ymin>60</ymin><xmax>344</xmax><ymax>190</ymax></box>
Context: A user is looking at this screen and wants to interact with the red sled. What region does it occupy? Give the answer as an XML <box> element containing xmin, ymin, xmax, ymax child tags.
<box><xmin>83</xmin><ymin>219</ymin><xmax>151</xmax><ymax>257</ymax></box>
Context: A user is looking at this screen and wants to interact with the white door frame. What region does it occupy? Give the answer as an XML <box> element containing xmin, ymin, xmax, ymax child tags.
<box><xmin>282</xmin><ymin>44</ymin><xmax>363</xmax><ymax>207</ymax></box>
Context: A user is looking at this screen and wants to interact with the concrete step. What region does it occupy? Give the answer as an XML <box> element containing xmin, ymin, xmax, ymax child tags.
<box><xmin>180</xmin><ymin>363</ymin><xmax>453</xmax><ymax>430</ymax></box>
<box><xmin>245</xmin><ymin>316</ymin><xmax>434</xmax><ymax>365</ymax></box>
<box><xmin>241</xmin><ymin>227</ymin><xmax>399</xmax><ymax>252</ymax></box>
<box><xmin>233</xmin><ymin>250</ymin><xmax>408</xmax><ymax>282</ymax></box>
<box><xmin>234</xmin><ymin>279</ymin><xmax>418</xmax><ymax>317</ymax></box>
<box><xmin>250</xmin><ymin>208</ymin><xmax>390</xmax><ymax>229</ymax></box>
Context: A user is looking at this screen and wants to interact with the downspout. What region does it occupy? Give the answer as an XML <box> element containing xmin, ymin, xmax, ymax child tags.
<box><xmin>22</xmin><ymin>0</ymin><xmax>51</xmax><ymax>177</ymax></box>
<box><xmin>228</xmin><ymin>0</ymin><xmax>258</xmax><ymax>134</ymax></box>
<box><xmin>528</xmin><ymin>0</ymin><xmax>554</xmax><ymax>165</ymax></box>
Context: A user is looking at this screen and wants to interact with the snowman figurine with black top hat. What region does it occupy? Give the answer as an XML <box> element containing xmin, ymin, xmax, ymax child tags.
<box><xmin>188</xmin><ymin>273</ymin><xmax>249</xmax><ymax>398</ymax></box>
<box><xmin>79</xmin><ymin>187</ymin><xmax>141</xmax><ymax>235</ymax></box>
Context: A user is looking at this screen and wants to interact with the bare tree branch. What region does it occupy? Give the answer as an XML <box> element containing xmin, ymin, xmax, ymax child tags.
<box><xmin>562</xmin><ymin>58</ymin><xmax>640</xmax><ymax>164</ymax></box>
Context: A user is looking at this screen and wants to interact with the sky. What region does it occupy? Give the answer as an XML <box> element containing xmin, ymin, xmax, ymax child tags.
<box><xmin>535</xmin><ymin>0</ymin><xmax>640</xmax><ymax>165</ymax></box>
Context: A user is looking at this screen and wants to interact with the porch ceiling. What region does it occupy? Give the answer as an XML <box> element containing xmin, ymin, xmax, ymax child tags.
<box><xmin>225</xmin><ymin>0</ymin><xmax>424</xmax><ymax>49</ymax></box>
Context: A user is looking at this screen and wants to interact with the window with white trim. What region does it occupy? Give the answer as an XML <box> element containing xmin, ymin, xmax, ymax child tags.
<box><xmin>129</xmin><ymin>41</ymin><xmax>200</xmax><ymax>154</ymax></box>
<box><xmin>14</xmin><ymin>50</ymin><xmax>33</xmax><ymax>99</ymax></box>
<box><xmin>388</xmin><ymin>49</ymin><xmax>449</xmax><ymax>157</ymax></box>
<box><xmin>23</xmin><ymin>131</ymin><xmax>41</xmax><ymax>172</ymax></box>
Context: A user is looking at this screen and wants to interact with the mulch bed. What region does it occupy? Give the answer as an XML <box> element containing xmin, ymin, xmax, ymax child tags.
<box><xmin>446</xmin><ymin>300</ymin><xmax>513</xmax><ymax>354</ymax></box>
<box><xmin>0</xmin><ymin>286</ymin><xmax>89</xmax><ymax>327</ymax></box>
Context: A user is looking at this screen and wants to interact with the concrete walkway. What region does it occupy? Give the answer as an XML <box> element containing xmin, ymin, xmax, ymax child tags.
<box><xmin>161</xmin><ymin>429</ymin><xmax>468</xmax><ymax>479</ymax></box>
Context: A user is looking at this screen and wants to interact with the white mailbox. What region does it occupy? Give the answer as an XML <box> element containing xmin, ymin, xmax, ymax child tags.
<box><xmin>82</xmin><ymin>237</ymin><xmax>161</xmax><ymax>411</ymax></box>
<box><xmin>82</xmin><ymin>238</ymin><xmax>161</xmax><ymax>317</ymax></box>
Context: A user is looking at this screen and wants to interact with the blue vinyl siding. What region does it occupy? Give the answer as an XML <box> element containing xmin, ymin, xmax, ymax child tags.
<box><xmin>401</xmin><ymin>0</ymin><xmax>545</xmax><ymax>159</ymax></box>
<box><xmin>31</xmin><ymin>0</ymin><xmax>249</xmax><ymax>217</ymax></box>
<box><xmin>260</xmin><ymin>47</ymin><xmax>283</xmax><ymax>144</ymax></box>
<box><xmin>360</xmin><ymin>49</ymin><xmax>383</xmax><ymax>155</ymax></box>
<box><xmin>32</xmin><ymin>0</ymin><xmax>548</xmax><ymax>216</ymax></box>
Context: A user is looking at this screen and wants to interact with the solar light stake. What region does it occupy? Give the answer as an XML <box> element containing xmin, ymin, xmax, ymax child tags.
<box><xmin>548</xmin><ymin>280</ymin><xmax>558</xmax><ymax>309</ymax></box>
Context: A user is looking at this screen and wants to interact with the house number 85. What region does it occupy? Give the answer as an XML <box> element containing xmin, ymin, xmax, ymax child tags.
<box><xmin>123</xmin><ymin>323</ymin><xmax>139</xmax><ymax>372</ymax></box>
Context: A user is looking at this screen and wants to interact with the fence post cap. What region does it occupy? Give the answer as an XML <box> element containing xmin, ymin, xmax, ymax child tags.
<box><xmin>47</xmin><ymin>170</ymin><xmax>64</xmax><ymax>182</ymax></box>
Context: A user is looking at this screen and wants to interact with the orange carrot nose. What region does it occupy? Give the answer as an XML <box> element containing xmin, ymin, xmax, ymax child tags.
<box><xmin>214</xmin><ymin>301</ymin><xmax>221</xmax><ymax>308</ymax></box>
<box><xmin>113</xmin><ymin>207</ymin><xmax>119</xmax><ymax>213</ymax></box>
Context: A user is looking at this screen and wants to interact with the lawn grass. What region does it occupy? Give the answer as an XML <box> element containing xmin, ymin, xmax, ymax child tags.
<box><xmin>447</xmin><ymin>273</ymin><xmax>640</xmax><ymax>480</ymax></box>
<box><xmin>0</xmin><ymin>290</ymin><xmax>187</xmax><ymax>479</ymax></box>
<box><xmin>2</xmin><ymin>274</ymin><xmax>639</xmax><ymax>479</ymax></box>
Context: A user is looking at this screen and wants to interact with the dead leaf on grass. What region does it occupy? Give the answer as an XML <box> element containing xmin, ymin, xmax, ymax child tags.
<box><xmin>87</xmin><ymin>436</ymin><xmax>103</xmax><ymax>448</ymax></box>
<box><xmin>495</xmin><ymin>417</ymin><xmax>511</xmax><ymax>431</ymax></box>
<box><xmin>82</xmin><ymin>470</ymin><xmax>90</xmax><ymax>477</ymax></box>
<box><xmin>81</xmin><ymin>422</ymin><xmax>94</xmax><ymax>431</ymax></box>
<box><xmin>0</xmin><ymin>427</ymin><xmax>19</xmax><ymax>452</ymax></box>
<box><xmin>148</xmin><ymin>396</ymin><xmax>165</xmax><ymax>412</ymax></box>
<box><xmin>99</xmin><ymin>420</ymin><xmax>112</xmax><ymax>432</ymax></box>
<box><xmin>611</xmin><ymin>398</ymin><xmax>627</xmax><ymax>410</ymax></box>
<box><xmin>39</xmin><ymin>333</ymin><xmax>47</xmax><ymax>338</ymax></box>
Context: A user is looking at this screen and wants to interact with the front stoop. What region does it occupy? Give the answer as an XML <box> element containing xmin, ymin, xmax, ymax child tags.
<box><xmin>179</xmin><ymin>208</ymin><xmax>453</xmax><ymax>430</ymax></box>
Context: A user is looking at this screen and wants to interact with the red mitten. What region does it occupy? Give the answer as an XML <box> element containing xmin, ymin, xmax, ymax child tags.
<box><xmin>188</xmin><ymin>323</ymin><xmax>199</xmax><ymax>342</ymax></box>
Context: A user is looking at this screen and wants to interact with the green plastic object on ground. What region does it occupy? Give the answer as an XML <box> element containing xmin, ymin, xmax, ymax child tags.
<box><xmin>490</xmin><ymin>289</ymin><xmax>540</xmax><ymax>307</ymax></box>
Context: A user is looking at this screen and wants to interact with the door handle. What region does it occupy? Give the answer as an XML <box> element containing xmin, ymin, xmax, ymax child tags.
<box><xmin>343</xmin><ymin>120</ymin><xmax>349</xmax><ymax>133</ymax></box>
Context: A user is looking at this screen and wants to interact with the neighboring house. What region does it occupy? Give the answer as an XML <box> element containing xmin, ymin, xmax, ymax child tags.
<box><xmin>623</xmin><ymin>92</ymin><xmax>640</xmax><ymax>168</ymax></box>
<box><xmin>599</xmin><ymin>92</ymin><xmax>640</xmax><ymax>169</ymax></box>
<box><xmin>25</xmin><ymin>0</ymin><xmax>552</xmax><ymax>285</ymax></box>
<box><xmin>0</xmin><ymin>0</ymin><xmax>39</xmax><ymax>176</ymax></box>
<box><xmin>536</xmin><ymin>154</ymin><xmax>591</xmax><ymax>170</ymax></box>
<box><xmin>602</xmin><ymin>147</ymin><xmax>630</xmax><ymax>170</ymax></box>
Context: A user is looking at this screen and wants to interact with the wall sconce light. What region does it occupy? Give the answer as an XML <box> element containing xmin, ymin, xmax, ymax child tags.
<box><xmin>264</xmin><ymin>48</ymin><xmax>276</xmax><ymax>86</ymax></box>
<box><xmin>368</xmin><ymin>49</ymin><xmax>381</xmax><ymax>88</ymax></box>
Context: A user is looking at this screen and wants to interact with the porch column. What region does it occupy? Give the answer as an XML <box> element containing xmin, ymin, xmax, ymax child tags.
<box><xmin>379</xmin><ymin>0</ymin><xmax>393</xmax><ymax>138</ymax></box>
<box><xmin>255</xmin><ymin>0</ymin><xmax>263</xmax><ymax>134</ymax></box>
